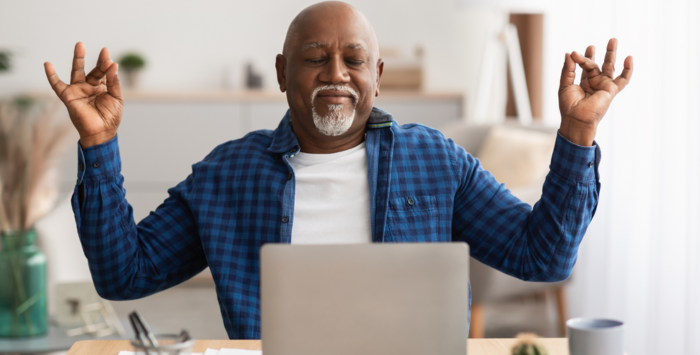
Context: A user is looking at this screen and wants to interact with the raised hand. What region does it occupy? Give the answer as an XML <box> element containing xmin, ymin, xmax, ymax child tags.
<box><xmin>44</xmin><ymin>42</ymin><xmax>122</xmax><ymax>148</ymax></box>
<box><xmin>558</xmin><ymin>38</ymin><xmax>633</xmax><ymax>146</ymax></box>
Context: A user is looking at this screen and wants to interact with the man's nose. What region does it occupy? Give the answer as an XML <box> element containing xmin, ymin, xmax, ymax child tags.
<box><xmin>319</xmin><ymin>56</ymin><xmax>350</xmax><ymax>84</ymax></box>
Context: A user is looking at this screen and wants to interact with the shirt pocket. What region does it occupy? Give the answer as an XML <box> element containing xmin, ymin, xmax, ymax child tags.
<box><xmin>386</xmin><ymin>195</ymin><xmax>439</xmax><ymax>242</ymax></box>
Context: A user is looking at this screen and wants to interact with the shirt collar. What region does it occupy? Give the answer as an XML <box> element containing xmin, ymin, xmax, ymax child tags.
<box><xmin>267</xmin><ymin>107</ymin><xmax>395</xmax><ymax>154</ymax></box>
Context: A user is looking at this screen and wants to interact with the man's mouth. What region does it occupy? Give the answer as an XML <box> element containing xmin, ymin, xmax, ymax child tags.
<box><xmin>316</xmin><ymin>90</ymin><xmax>354</xmax><ymax>104</ymax></box>
<box><xmin>311</xmin><ymin>85</ymin><xmax>359</xmax><ymax>107</ymax></box>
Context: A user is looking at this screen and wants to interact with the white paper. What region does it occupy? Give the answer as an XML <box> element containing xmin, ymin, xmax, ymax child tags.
<box><xmin>218</xmin><ymin>349</ymin><xmax>262</xmax><ymax>355</ymax></box>
<box><xmin>117</xmin><ymin>352</ymin><xmax>204</xmax><ymax>355</ymax></box>
<box><xmin>116</xmin><ymin>347</ymin><xmax>261</xmax><ymax>355</ymax></box>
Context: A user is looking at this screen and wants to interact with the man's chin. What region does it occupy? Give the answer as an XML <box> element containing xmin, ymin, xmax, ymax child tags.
<box><xmin>312</xmin><ymin>105</ymin><xmax>356</xmax><ymax>137</ymax></box>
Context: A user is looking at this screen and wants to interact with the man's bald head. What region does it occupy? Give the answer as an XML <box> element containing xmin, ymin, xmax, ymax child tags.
<box><xmin>275</xmin><ymin>1</ymin><xmax>385</xmax><ymax>153</ymax></box>
<box><xmin>282</xmin><ymin>1</ymin><xmax>379</xmax><ymax>61</ymax></box>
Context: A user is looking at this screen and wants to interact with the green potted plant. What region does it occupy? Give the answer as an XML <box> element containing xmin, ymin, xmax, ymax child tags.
<box><xmin>0</xmin><ymin>95</ymin><xmax>74</xmax><ymax>337</ymax></box>
<box><xmin>0</xmin><ymin>50</ymin><xmax>11</xmax><ymax>73</ymax></box>
<box><xmin>117</xmin><ymin>52</ymin><xmax>146</xmax><ymax>89</ymax></box>
<box><xmin>511</xmin><ymin>333</ymin><xmax>548</xmax><ymax>355</ymax></box>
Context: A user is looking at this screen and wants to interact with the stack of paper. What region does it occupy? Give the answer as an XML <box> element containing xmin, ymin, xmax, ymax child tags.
<box><xmin>205</xmin><ymin>349</ymin><xmax>262</xmax><ymax>355</ymax></box>
<box><xmin>118</xmin><ymin>349</ymin><xmax>262</xmax><ymax>355</ymax></box>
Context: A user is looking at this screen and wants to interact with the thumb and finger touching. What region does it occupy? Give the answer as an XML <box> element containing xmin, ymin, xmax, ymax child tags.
<box><xmin>106</xmin><ymin>63</ymin><xmax>122</xmax><ymax>100</ymax></box>
<box><xmin>560</xmin><ymin>38</ymin><xmax>634</xmax><ymax>99</ymax></box>
<box><xmin>44</xmin><ymin>43</ymin><xmax>122</xmax><ymax>102</ymax></box>
<box><xmin>580</xmin><ymin>45</ymin><xmax>595</xmax><ymax>85</ymax></box>
<box><xmin>571</xmin><ymin>50</ymin><xmax>602</xmax><ymax>78</ymax></box>
<box><xmin>86</xmin><ymin>47</ymin><xmax>112</xmax><ymax>86</ymax></box>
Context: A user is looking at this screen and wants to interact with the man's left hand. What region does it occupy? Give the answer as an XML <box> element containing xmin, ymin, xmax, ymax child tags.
<box><xmin>558</xmin><ymin>38</ymin><xmax>633</xmax><ymax>146</ymax></box>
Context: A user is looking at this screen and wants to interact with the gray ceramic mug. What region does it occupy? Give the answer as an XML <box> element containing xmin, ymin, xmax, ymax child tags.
<box><xmin>567</xmin><ymin>318</ymin><xmax>625</xmax><ymax>355</ymax></box>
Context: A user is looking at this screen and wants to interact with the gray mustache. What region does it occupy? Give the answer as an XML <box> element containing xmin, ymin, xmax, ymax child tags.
<box><xmin>311</xmin><ymin>85</ymin><xmax>359</xmax><ymax>105</ymax></box>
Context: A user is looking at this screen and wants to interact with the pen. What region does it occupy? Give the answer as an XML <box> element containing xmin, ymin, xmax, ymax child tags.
<box><xmin>132</xmin><ymin>311</ymin><xmax>159</xmax><ymax>347</ymax></box>
<box><xmin>128</xmin><ymin>312</ymin><xmax>148</xmax><ymax>346</ymax></box>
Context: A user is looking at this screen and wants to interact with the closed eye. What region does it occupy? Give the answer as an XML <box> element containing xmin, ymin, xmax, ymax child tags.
<box><xmin>306</xmin><ymin>58</ymin><xmax>325</xmax><ymax>64</ymax></box>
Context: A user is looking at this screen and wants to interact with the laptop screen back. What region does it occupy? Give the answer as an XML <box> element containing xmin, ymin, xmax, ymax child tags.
<box><xmin>261</xmin><ymin>243</ymin><xmax>469</xmax><ymax>355</ymax></box>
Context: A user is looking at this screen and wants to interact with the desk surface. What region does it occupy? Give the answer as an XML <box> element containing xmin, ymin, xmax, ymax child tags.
<box><xmin>66</xmin><ymin>339</ymin><xmax>570</xmax><ymax>355</ymax></box>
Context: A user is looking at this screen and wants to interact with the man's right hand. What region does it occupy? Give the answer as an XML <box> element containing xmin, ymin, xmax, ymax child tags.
<box><xmin>44</xmin><ymin>42</ymin><xmax>122</xmax><ymax>148</ymax></box>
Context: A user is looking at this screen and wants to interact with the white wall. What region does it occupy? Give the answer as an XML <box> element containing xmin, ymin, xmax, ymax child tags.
<box><xmin>0</xmin><ymin>0</ymin><xmax>508</xmax><ymax>119</ymax></box>
<box><xmin>0</xmin><ymin>0</ymin><xmax>509</xmax><ymax>313</ymax></box>
<box><xmin>542</xmin><ymin>1</ymin><xmax>700</xmax><ymax>354</ymax></box>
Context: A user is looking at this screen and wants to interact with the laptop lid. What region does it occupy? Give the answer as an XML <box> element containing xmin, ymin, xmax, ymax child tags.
<box><xmin>260</xmin><ymin>243</ymin><xmax>469</xmax><ymax>355</ymax></box>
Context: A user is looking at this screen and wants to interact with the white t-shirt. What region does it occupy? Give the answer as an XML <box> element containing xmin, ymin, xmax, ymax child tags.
<box><xmin>289</xmin><ymin>142</ymin><xmax>372</xmax><ymax>244</ymax></box>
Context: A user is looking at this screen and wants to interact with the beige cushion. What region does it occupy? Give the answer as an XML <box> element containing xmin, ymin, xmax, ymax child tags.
<box><xmin>476</xmin><ymin>126</ymin><xmax>556</xmax><ymax>189</ymax></box>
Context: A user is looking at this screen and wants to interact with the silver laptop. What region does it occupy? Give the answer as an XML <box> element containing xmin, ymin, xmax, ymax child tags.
<box><xmin>260</xmin><ymin>243</ymin><xmax>469</xmax><ymax>355</ymax></box>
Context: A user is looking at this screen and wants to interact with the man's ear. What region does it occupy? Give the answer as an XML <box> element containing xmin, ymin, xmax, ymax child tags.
<box><xmin>275</xmin><ymin>54</ymin><xmax>287</xmax><ymax>92</ymax></box>
<box><xmin>375</xmin><ymin>58</ymin><xmax>384</xmax><ymax>97</ymax></box>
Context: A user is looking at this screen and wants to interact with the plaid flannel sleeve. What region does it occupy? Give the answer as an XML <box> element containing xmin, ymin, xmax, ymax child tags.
<box><xmin>452</xmin><ymin>131</ymin><xmax>600</xmax><ymax>282</ymax></box>
<box><xmin>71</xmin><ymin>135</ymin><xmax>207</xmax><ymax>300</ymax></box>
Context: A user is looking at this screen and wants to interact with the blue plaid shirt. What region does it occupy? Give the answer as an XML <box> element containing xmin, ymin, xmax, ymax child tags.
<box><xmin>72</xmin><ymin>107</ymin><xmax>600</xmax><ymax>339</ymax></box>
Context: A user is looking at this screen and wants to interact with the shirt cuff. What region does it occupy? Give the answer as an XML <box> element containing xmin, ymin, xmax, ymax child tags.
<box><xmin>76</xmin><ymin>135</ymin><xmax>121</xmax><ymax>185</ymax></box>
<box><xmin>549</xmin><ymin>131</ymin><xmax>601</xmax><ymax>182</ymax></box>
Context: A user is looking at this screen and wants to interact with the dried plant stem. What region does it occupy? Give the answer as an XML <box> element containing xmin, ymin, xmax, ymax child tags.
<box><xmin>0</xmin><ymin>96</ymin><xmax>74</xmax><ymax>233</ymax></box>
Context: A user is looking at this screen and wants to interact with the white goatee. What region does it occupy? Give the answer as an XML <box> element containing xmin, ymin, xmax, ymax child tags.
<box><xmin>310</xmin><ymin>85</ymin><xmax>358</xmax><ymax>137</ymax></box>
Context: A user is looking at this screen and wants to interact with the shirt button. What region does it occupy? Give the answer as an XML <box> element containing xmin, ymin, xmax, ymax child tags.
<box><xmin>281</xmin><ymin>216</ymin><xmax>289</xmax><ymax>223</ymax></box>
<box><xmin>78</xmin><ymin>163</ymin><xmax>85</xmax><ymax>171</ymax></box>
<box><xmin>287</xmin><ymin>173</ymin><xmax>293</xmax><ymax>180</ymax></box>
<box><xmin>93</xmin><ymin>162</ymin><xmax>100</xmax><ymax>168</ymax></box>
<box><xmin>407</xmin><ymin>198</ymin><xmax>415</xmax><ymax>206</ymax></box>
<box><xmin>588</xmin><ymin>162</ymin><xmax>594</xmax><ymax>168</ymax></box>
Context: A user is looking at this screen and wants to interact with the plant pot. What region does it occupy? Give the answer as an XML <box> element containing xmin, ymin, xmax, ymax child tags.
<box><xmin>0</xmin><ymin>229</ymin><xmax>48</xmax><ymax>337</ymax></box>
<box><xmin>122</xmin><ymin>69</ymin><xmax>141</xmax><ymax>90</ymax></box>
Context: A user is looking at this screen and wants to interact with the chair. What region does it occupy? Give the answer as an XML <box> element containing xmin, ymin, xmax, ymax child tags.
<box><xmin>438</xmin><ymin>120</ymin><xmax>570</xmax><ymax>338</ymax></box>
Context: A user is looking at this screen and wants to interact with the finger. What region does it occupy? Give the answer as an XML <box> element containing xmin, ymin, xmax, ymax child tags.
<box><xmin>86</xmin><ymin>47</ymin><xmax>111</xmax><ymax>86</ymax></box>
<box><xmin>602</xmin><ymin>38</ymin><xmax>618</xmax><ymax>78</ymax></box>
<box><xmin>70</xmin><ymin>42</ymin><xmax>86</xmax><ymax>84</ymax></box>
<box><xmin>613</xmin><ymin>55</ymin><xmax>633</xmax><ymax>92</ymax></box>
<box><xmin>106</xmin><ymin>63</ymin><xmax>122</xmax><ymax>100</ymax></box>
<box><xmin>44</xmin><ymin>62</ymin><xmax>68</xmax><ymax>99</ymax></box>
<box><xmin>86</xmin><ymin>57</ymin><xmax>113</xmax><ymax>86</ymax></box>
<box><xmin>96</xmin><ymin>48</ymin><xmax>109</xmax><ymax>86</ymax></box>
<box><xmin>580</xmin><ymin>45</ymin><xmax>595</xmax><ymax>83</ymax></box>
<box><xmin>559</xmin><ymin>53</ymin><xmax>576</xmax><ymax>90</ymax></box>
<box><xmin>571</xmin><ymin>50</ymin><xmax>601</xmax><ymax>77</ymax></box>
<box><xmin>96</xmin><ymin>47</ymin><xmax>109</xmax><ymax>66</ymax></box>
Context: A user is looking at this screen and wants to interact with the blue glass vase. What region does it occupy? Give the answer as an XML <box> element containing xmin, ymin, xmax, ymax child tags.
<box><xmin>0</xmin><ymin>229</ymin><xmax>48</xmax><ymax>337</ymax></box>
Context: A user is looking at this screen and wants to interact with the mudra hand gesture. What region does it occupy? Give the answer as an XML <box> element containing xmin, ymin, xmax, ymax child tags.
<box><xmin>558</xmin><ymin>38</ymin><xmax>633</xmax><ymax>146</ymax></box>
<box><xmin>44</xmin><ymin>42</ymin><xmax>122</xmax><ymax>148</ymax></box>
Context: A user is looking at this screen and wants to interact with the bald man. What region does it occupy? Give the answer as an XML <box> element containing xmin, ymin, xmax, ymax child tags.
<box><xmin>44</xmin><ymin>1</ymin><xmax>632</xmax><ymax>339</ymax></box>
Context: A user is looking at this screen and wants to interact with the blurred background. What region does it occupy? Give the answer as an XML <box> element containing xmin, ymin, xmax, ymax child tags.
<box><xmin>0</xmin><ymin>1</ymin><xmax>698</xmax><ymax>355</ymax></box>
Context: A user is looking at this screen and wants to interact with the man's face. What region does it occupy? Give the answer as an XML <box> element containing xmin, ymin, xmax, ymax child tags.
<box><xmin>276</xmin><ymin>8</ymin><xmax>382</xmax><ymax>143</ymax></box>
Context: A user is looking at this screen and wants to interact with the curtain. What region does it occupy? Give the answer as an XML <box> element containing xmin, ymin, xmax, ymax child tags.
<box><xmin>540</xmin><ymin>1</ymin><xmax>700</xmax><ymax>354</ymax></box>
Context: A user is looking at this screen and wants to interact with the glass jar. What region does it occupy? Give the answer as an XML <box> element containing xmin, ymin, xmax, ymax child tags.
<box><xmin>0</xmin><ymin>229</ymin><xmax>48</xmax><ymax>337</ymax></box>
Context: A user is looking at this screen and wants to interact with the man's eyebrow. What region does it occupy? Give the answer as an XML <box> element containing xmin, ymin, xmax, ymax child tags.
<box><xmin>301</xmin><ymin>42</ymin><xmax>327</xmax><ymax>50</ymax></box>
<box><xmin>345</xmin><ymin>43</ymin><xmax>367</xmax><ymax>52</ymax></box>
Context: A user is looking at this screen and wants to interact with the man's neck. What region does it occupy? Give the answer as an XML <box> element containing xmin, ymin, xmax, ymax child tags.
<box><xmin>291</xmin><ymin>118</ymin><xmax>367</xmax><ymax>154</ymax></box>
<box><xmin>295</xmin><ymin>128</ymin><xmax>366</xmax><ymax>154</ymax></box>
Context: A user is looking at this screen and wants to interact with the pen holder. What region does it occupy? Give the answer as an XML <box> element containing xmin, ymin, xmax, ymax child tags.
<box><xmin>130</xmin><ymin>332</ymin><xmax>195</xmax><ymax>355</ymax></box>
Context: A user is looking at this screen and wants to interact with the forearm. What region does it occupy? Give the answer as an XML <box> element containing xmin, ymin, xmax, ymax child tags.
<box><xmin>454</xmin><ymin>132</ymin><xmax>600</xmax><ymax>282</ymax></box>
<box><xmin>72</xmin><ymin>136</ymin><xmax>206</xmax><ymax>300</ymax></box>
<box><xmin>72</xmin><ymin>173</ymin><xmax>142</xmax><ymax>299</ymax></box>
<box><xmin>520</xmin><ymin>163</ymin><xmax>598</xmax><ymax>281</ymax></box>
